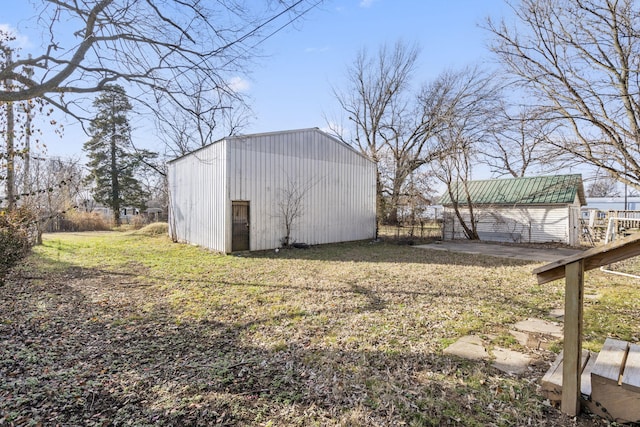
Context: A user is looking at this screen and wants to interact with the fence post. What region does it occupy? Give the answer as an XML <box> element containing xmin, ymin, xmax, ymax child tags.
<box><xmin>561</xmin><ymin>259</ymin><xmax>584</xmax><ymax>416</ymax></box>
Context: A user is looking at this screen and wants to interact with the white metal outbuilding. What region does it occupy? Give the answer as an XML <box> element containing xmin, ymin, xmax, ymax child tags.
<box><xmin>439</xmin><ymin>174</ymin><xmax>586</xmax><ymax>245</ymax></box>
<box><xmin>167</xmin><ymin>128</ymin><xmax>377</xmax><ymax>253</ymax></box>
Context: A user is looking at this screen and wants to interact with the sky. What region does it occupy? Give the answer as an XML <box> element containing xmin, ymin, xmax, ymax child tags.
<box><xmin>245</xmin><ymin>0</ymin><xmax>513</xmax><ymax>135</ymax></box>
<box><xmin>1</xmin><ymin>1</ymin><xmax>515</xmax><ymax>164</ymax></box>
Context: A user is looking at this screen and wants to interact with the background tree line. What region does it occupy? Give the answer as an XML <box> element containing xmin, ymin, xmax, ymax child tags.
<box><xmin>1</xmin><ymin>0</ymin><xmax>321</xmax><ymax>228</ymax></box>
<box><xmin>331</xmin><ymin>0</ymin><xmax>640</xmax><ymax>232</ymax></box>
<box><xmin>3</xmin><ymin>0</ymin><xmax>640</xmax><ymax>245</ymax></box>
<box><xmin>0</xmin><ymin>0</ymin><xmax>322</xmax><ymax>283</ymax></box>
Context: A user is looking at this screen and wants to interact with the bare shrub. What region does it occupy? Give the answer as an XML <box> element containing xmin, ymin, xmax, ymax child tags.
<box><xmin>133</xmin><ymin>222</ymin><xmax>168</xmax><ymax>236</ymax></box>
<box><xmin>62</xmin><ymin>211</ymin><xmax>112</xmax><ymax>232</ymax></box>
<box><xmin>0</xmin><ymin>207</ymin><xmax>35</xmax><ymax>284</ymax></box>
<box><xmin>129</xmin><ymin>215</ymin><xmax>148</xmax><ymax>230</ymax></box>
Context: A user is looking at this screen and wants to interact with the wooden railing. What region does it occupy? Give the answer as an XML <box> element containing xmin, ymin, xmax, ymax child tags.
<box><xmin>533</xmin><ymin>233</ymin><xmax>640</xmax><ymax>416</ymax></box>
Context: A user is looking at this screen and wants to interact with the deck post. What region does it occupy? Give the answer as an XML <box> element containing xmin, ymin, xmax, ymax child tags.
<box><xmin>561</xmin><ymin>260</ymin><xmax>584</xmax><ymax>416</ymax></box>
<box><xmin>534</xmin><ymin>233</ymin><xmax>640</xmax><ymax>416</ymax></box>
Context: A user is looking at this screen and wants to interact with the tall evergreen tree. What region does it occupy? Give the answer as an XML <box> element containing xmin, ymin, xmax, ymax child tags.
<box><xmin>84</xmin><ymin>85</ymin><xmax>149</xmax><ymax>226</ymax></box>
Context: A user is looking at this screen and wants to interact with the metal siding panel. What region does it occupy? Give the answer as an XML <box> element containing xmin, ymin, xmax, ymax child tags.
<box><xmin>167</xmin><ymin>141</ymin><xmax>227</xmax><ymax>252</ymax></box>
<box><xmin>282</xmin><ymin>129</ymin><xmax>375</xmax><ymax>247</ymax></box>
<box><xmin>176</xmin><ymin>129</ymin><xmax>375</xmax><ymax>251</ymax></box>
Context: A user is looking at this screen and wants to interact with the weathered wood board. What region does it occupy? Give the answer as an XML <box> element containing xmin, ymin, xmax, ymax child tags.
<box><xmin>581</xmin><ymin>355</ymin><xmax>596</xmax><ymax>397</ymax></box>
<box><xmin>623</xmin><ymin>343</ymin><xmax>640</xmax><ymax>393</ymax></box>
<box><xmin>589</xmin><ymin>338</ymin><xmax>640</xmax><ymax>424</ymax></box>
<box><xmin>541</xmin><ymin>350</ymin><xmax>593</xmax><ymax>403</ymax></box>
<box><xmin>591</xmin><ymin>338</ymin><xmax>628</xmax><ymax>385</ymax></box>
<box><xmin>533</xmin><ymin>234</ymin><xmax>640</xmax><ymax>418</ymax></box>
<box><xmin>533</xmin><ymin>233</ymin><xmax>640</xmax><ymax>285</ymax></box>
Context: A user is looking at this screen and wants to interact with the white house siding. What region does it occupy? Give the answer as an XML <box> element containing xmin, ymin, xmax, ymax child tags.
<box><xmin>227</xmin><ymin>129</ymin><xmax>376</xmax><ymax>251</ymax></box>
<box><xmin>443</xmin><ymin>204</ymin><xmax>577</xmax><ymax>244</ymax></box>
<box><xmin>168</xmin><ymin>141</ymin><xmax>228</xmax><ymax>252</ymax></box>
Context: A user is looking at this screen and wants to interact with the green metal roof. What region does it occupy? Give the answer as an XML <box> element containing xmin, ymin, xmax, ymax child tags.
<box><xmin>439</xmin><ymin>174</ymin><xmax>586</xmax><ymax>206</ymax></box>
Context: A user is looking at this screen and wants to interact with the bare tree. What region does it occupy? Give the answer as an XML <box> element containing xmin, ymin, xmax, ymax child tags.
<box><xmin>2</xmin><ymin>34</ymin><xmax>61</xmax><ymax>212</ymax></box>
<box><xmin>331</xmin><ymin>40</ymin><xmax>451</xmax><ymax>225</ymax></box>
<box><xmin>19</xmin><ymin>156</ymin><xmax>85</xmax><ymax>243</ymax></box>
<box><xmin>330</xmin><ymin>41</ymin><xmax>418</xmax><ymax>224</ymax></box>
<box><xmin>480</xmin><ymin>104</ymin><xmax>569</xmax><ymax>177</ymax></box>
<box><xmin>395</xmin><ymin>168</ymin><xmax>435</xmax><ymax>228</ymax></box>
<box><xmin>276</xmin><ymin>174</ymin><xmax>315</xmax><ymax>247</ymax></box>
<box><xmin>0</xmin><ymin>0</ymin><xmax>323</xmax><ymax>119</ymax></box>
<box><xmin>431</xmin><ymin>67</ymin><xmax>503</xmax><ymax>240</ymax></box>
<box><xmin>434</xmin><ymin>131</ymin><xmax>481</xmax><ymax>240</ymax></box>
<box><xmin>487</xmin><ymin>0</ymin><xmax>640</xmax><ymax>190</ymax></box>
<box><xmin>156</xmin><ymin>74</ymin><xmax>252</xmax><ymax>157</ymax></box>
<box><xmin>587</xmin><ymin>172</ymin><xmax>621</xmax><ymax>198</ymax></box>
<box><xmin>1</xmin><ymin>40</ymin><xmax>16</xmax><ymax>210</ymax></box>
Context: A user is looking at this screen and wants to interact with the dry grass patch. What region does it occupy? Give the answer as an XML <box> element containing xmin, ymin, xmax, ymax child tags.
<box><xmin>0</xmin><ymin>233</ymin><xmax>632</xmax><ymax>426</ymax></box>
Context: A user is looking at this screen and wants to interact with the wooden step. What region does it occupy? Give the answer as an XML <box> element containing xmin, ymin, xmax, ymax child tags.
<box><xmin>587</xmin><ymin>338</ymin><xmax>640</xmax><ymax>424</ymax></box>
<box><xmin>541</xmin><ymin>339</ymin><xmax>640</xmax><ymax>422</ymax></box>
<box><xmin>541</xmin><ymin>349</ymin><xmax>595</xmax><ymax>405</ymax></box>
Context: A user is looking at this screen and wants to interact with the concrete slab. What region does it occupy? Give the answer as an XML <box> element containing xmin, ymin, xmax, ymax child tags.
<box><xmin>443</xmin><ymin>335</ymin><xmax>489</xmax><ymax>360</ymax></box>
<box><xmin>415</xmin><ymin>241</ymin><xmax>583</xmax><ymax>262</ymax></box>
<box><xmin>510</xmin><ymin>329</ymin><xmax>553</xmax><ymax>350</ymax></box>
<box><xmin>492</xmin><ymin>347</ymin><xmax>532</xmax><ymax>375</ymax></box>
<box><xmin>513</xmin><ymin>318</ymin><xmax>563</xmax><ymax>338</ymax></box>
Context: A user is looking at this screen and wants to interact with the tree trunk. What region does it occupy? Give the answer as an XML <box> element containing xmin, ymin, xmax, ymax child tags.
<box><xmin>375</xmin><ymin>169</ymin><xmax>385</xmax><ymax>232</ymax></box>
<box><xmin>4</xmin><ymin>50</ymin><xmax>15</xmax><ymax>210</ymax></box>
<box><xmin>387</xmin><ymin>170</ymin><xmax>405</xmax><ymax>226</ymax></box>
<box><xmin>387</xmin><ymin>193</ymin><xmax>400</xmax><ymax>225</ymax></box>
<box><xmin>461</xmin><ymin>179</ymin><xmax>480</xmax><ymax>240</ymax></box>
<box><xmin>110</xmin><ymin>129</ymin><xmax>121</xmax><ymax>226</ymax></box>
<box><xmin>447</xmin><ymin>186</ymin><xmax>480</xmax><ymax>240</ymax></box>
<box><xmin>5</xmin><ymin>99</ymin><xmax>14</xmax><ymax>210</ymax></box>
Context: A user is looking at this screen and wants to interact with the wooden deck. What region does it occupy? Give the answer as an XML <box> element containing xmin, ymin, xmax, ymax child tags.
<box><xmin>541</xmin><ymin>338</ymin><xmax>640</xmax><ymax>424</ymax></box>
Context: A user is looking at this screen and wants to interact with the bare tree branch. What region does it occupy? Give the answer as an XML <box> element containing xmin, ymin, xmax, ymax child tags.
<box><xmin>0</xmin><ymin>0</ymin><xmax>323</xmax><ymax>120</ymax></box>
<box><xmin>479</xmin><ymin>103</ymin><xmax>572</xmax><ymax>177</ymax></box>
<box><xmin>486</xmin><ymin>0</ymin><xmax>640</xmax><ymax>190</ymax></box>
<box><xmin>331</xmin><ymin>40</ymin><xmax>453</xmax><ymax>225</ymax></box>
<box><xmin>431</xmin><ymin>67</ymin><xmax>503</xmax><ymax>240</ymax></box>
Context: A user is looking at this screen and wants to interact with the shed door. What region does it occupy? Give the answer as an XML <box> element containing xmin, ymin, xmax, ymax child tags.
<box><xmin>232</xmin><ymin>201</ymin><xmax>250</xmax><ymax>252</ymax></box>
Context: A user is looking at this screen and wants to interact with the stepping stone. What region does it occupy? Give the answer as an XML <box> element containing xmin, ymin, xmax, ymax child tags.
<box><xmin>513</xmin><ymin>318</ymin><xmax>563</xmax><ymax>338</ymax></box>
<box><xmin>509</xmin><ymin>329</ymin><xmax>554</xmax><ymax>350</ymax></box>
<box><xmin>511</xmin><ymin>318</ymin><xmax>564</xmax><ymax>350</ymax></box>
<box><xmin>509</xmin><ymin>330</ymin><xmax>530</xmax><ymax>347</ymax></box>
<box><xmin>443</xmin><ymin>335</ymin><xmax>489</xmax><ymax>360</ymax></box>
<box><xmin>444</xmin><ymin>336</ymin><xmax>535</xmax><ymax>376</ymax></box>
<box><xmin>548</xmin><ymin>308</ymin><xmax>564</xmax><ymax>320</ymax></box>
<box><xmin>492</xmin><ymin>347</ymin><xmax>532</xmax><ymax>375</ymax></box>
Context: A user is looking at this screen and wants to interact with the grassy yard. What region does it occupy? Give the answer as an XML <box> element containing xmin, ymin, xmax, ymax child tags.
<box><xmin>1</xmin><ymin>229</ymin><xmax>638</xmax><ymax>426</ymax></box>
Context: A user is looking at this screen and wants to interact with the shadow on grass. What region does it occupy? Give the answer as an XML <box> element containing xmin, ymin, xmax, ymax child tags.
<box><xmin>21</xmin><ymin>262</ymin><xmax>555</xmax><ymax>323</ymax></box>
<box><xmin>0</xmin><ymin>233</ymin><xmax>608</xmax><ymax>425</ymax></box>
<box><xmin>244</xmin><ymin>239</ymin><xmax>538</xmax><ymax>269</ymax></box>
<box><xmin>0</xmin><ymin>268</ymin><xmax>560</xmax><ymax>426</ymax></box>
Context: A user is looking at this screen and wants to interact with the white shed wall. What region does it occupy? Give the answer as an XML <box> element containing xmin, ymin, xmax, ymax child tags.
<box><xmin>227</xmin><ymin>129</ymin><xmax>376</xmax><ymax>251</ymax></box>
<box><xmin>443</xmin><ymin>205</ymin><xmax>575</xmax><ymax>244</ymax></box>
<box><xmin>168</xmin><ymin>141</ymin><xmax>228</xmax><ymax>252</ymax></box>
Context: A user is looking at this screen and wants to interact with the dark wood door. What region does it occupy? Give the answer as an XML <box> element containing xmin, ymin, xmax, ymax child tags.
<box><xmin>232</xmin><ymin>201</ymin><xmax>250</xmax><ymax>251</ymax></box>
